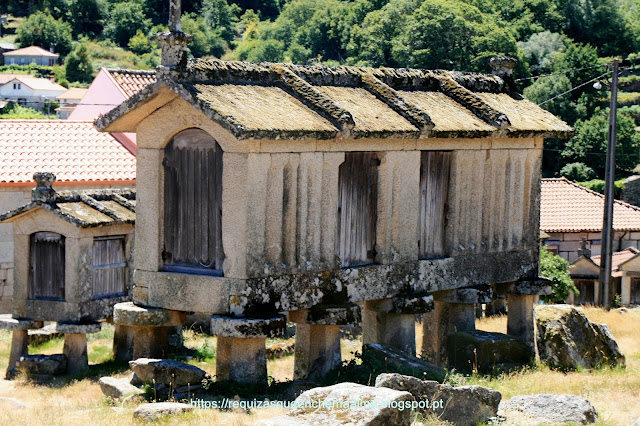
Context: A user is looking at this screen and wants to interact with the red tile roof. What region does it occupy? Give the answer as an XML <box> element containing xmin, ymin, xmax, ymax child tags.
<box><xmin>591</xmin><ymin>248</ymin><xmax>639</xmax><ymax>276</ymax></box>
<box><xmin>4</xmin><ymin>46</ymin><xmax>59</xmax><ymax>57</ymax></box>
<box><xmin>107</xmin><ymin>69</ymin><xmax>156</xmax><ymax>98</ymax></box>
<box><xmin>0</xmin><ymin>120</ymin><xmax>136</xmax><ymax>184</ymax></box>
<box><xmin>541</xmin><ymin>178</ymin><xmax>640</xmax><ymax>232</ymax></box>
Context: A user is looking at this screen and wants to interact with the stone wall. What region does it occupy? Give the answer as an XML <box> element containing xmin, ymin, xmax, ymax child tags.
<box><xmin>545</xmin><ymin>231</ymin><xmax>640</xmax><ymax>262</ymax></box>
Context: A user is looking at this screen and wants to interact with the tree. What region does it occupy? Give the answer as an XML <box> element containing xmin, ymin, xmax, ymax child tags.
<box><xmin>68</xmin><ymin>0</ymin><xmax>106</xmax><ymax>37</ymax></box>
<box><xmin>128</xmin><ymin>30</ymin><xmax>152</xmax><ymax>55</ymax></box>
<box><xmin>518</xmin><ymin>31</ymin><xmax>566</xmax><ymax>74</ymax></box>
<box><xmin>539</xmin><ymin>245</ymin><xmax>578</xmax><ymax>303</ymax></box>
<box><xmin>181</xmin><ymin>13</ymin><xmax>225</xmax><ymax>58</ymax></box>
<box><xmin>559</xmin><ymin>162</ymin><xmax>596</xmax><ymax>181</ymax></box>
<box><xmin>202</xmin><ymin>0</ymin><xmax>241</xmax><ymax>43</ymax></box>
<box><xmin>16</xmin><ymin>11</ymin><xmax>73</xmax><ymax>56</ymax></box>
<box><xmin>104</xmin><ymin>0</ymin><xmax>151</xmax><ymax>47</ymax></box>
<box><xmin>523</xmin><ymin>74</ymin><xmax>577</xmax><ymax>124</ymax></box>
<box><xmin>562</xmin><ymin>109</ymin><xmax>640</xmax><ymax>176</ymax></box>
<box><xmin>65</xmin><ymin>43</ymin><xmax>94</xmax><ymax>83</ymax></box>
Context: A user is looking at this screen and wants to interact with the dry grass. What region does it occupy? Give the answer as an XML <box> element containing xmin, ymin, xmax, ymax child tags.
<box><xmin>0</xmin><ymin>306</ymin><xmax>638</xmax><ymax>425</ymax></box>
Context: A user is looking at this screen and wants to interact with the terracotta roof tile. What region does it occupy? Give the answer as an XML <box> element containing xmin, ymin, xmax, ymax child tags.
<box><xmin>541</xmin><ymin>178</ymin><xmax>640</xmax><ymax>232</ymax></box>
<box><xmin>4</xmin><ymin>46</ymin><xmax>59</xmax><ymax>57</ymax></box>
<box><xmin>0</xmin><ymin>120</ymin><xmax>136</xmax><ymax>184</ymax></box>
<box><xmin>107</xmin><ymin>69</ymin><xmax>157</xmax><ymax>98</ymax></box>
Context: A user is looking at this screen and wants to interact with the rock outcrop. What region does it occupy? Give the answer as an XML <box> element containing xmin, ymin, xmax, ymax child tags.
<box><xmin>536</xmin><ymin>305</ymin><xmax>625</xmax><ymax>370</ymax></box>
<box><xmin>498</xmin><ymin>394</ymin><xmax>598</xmax><ymax>424</ymax></box>
<box><xmin>129</xmin><ymin>358</ymin><xmax>206</xmax><ymax>387</ymax></box>
<box><xmin>447</xmin><ymin>330</ymin><xmax>531</xmax><ymax>373</ymax></box>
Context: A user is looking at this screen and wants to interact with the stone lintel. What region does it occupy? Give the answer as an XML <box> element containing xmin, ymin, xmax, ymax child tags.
<box><xmin>0</xmin><ymin>315</ymin><xmax>44</xmax><ymax>331</ymax></box>
<box><xmin>55</xmin><ymin>322</ymin><xmax>102</xmax><ymax>334</ymax></box>
<box><xmin>432</xmin><ymin>286</ymin><xmax>493</xmax><ymax>304</ymax></box>
<box><xmin>289</xmin><ymin>304</ymin><xmax>361</xmax><ymax>325</ymax></box>
<box><xmin>113</xmin><ymin>302</ymin><xmax>186</xmax><ymax>327</ymax></box>
<box><xmin>496</xmin><ymin>278</ymin><xmax>552</xmax><ymax>296</ymax></box>
<box><xmin>210</xmin><ymin>315</ymin><xmax>286</xmax><ymax>338</ymax></box>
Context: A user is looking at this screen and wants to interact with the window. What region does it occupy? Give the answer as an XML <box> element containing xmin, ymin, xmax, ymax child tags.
<box><xmin>48</xmin><ymin>59</ymin><xmax>55</xmax><ymax>66</ymax></box>
<box><xmin>163</xmin><ymin>128</ymin><xmax>224</xmax><ymax>275</ymax></box>
<box><xmin>574</xmin><ymin>279</ymin><xmax>595</xmax><ymax>305</ymax></box>
<box><xmin>29</xmin><ymin>232</ymin><xmax>65</xmax><ymax>300</ymax></box>
<box><xmin>336</xmin><ymin>152</ymin><xmax>379</xmax><ymax>267</ymax></box>
<box><xmin>92</xmin><ymin>236</ymin><xmax>127</xmax><ymax>298</ymax></box>
<box><xmin>13</xmin><ymin>83</ymin><xmax>21</xmax><ymax>90</ymax></box>
<box><xmin>545</xmin><ymin>244</ymin><xmax>559</xmax><ymax>255</ymax></box>
<box><xmin>419</xmin><ymin>151</ymin><xmax>452</xmax><ymax>259</ymax></box>
<box><xmin>631</xmin><ymin>278</ymin><xmax>640</xmax><ymax>304</ymax></box>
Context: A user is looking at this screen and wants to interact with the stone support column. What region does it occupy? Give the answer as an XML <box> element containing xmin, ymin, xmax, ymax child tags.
<box><xmin>621</xmin><ymin>275</ymin><xmax>632</xmax><ymax>306</ymax></box>
<box><xmin>113</xmin><ymin>302</ymin><xmax>186</xmax><ymax>360</ymax></box>
<box><xmin>211</xmin><ymin>315</ymin><xmax>286</xmax><ymax>385</ymax></box>
<box><xmin>0</xmin><ymin>315</ymin><xmax>43</xmax><ymax>379</ymax></box>
<box><xmin>421</xmin><ymin>287</ymin><xmax>492</xmax><ymax>367</ymax></box>
<box><xmin>56</xmin><ymin>322</ymin><xmax>101</xmax><ymax>375</ymax></box>
<box><xmin>289</xmin><ymin>305</ymin><xmax>360</xmax><ymax>381</ymax></box>
<box><xmin>113</xmin><ymin>324</ymin><xmax>135</xmax><ymax>362</ymax></box>
<box><xmin>363</xmin><ymin>295</ymin><xmax>434</xmax><ymax>356</ymax></box>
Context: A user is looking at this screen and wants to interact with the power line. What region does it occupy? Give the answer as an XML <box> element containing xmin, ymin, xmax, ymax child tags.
<box><xmin>538</xmin><ymin>71</ymin><xmax>610</xmax><ymax>106</ymax></box>
<box><xmin>514</xmin><ymin>64</ymin><xmax>608</xmax><ymax>82</ymax></box>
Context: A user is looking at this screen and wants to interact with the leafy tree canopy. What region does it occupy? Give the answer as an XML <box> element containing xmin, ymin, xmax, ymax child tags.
<box><xmin>16</xmin><ymin>11</ymin><xmax>73</xmax><ymax>56</ymax></box>
<box><xmin>539</xmin><ymin>245</ymin><xmax>578</xmax><ymax>303</ymax></box>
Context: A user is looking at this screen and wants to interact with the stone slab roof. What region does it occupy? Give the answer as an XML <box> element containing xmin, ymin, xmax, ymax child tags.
<box><xmin>97</xmin><ymin>59</ymin><xmax>573</xmax><ymax>140</ymax></box>
<box><xmin>0</xmin><ymin>120</ymin><xmax>136</xmax><ymax>185</ymax></box>
<box><xmin>0</xmin><ymin>187</ymin><xmax>136</xmax><ymax>228</ymax></box>
<box><xmin>541</xmin><ymin>178</ymin><xmax>640</xmax><ymax>233</ymax></box>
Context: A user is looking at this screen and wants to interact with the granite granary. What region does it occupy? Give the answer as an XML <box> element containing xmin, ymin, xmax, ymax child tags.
<box><xmin>93</xmin><ymin>0</ymin><xmax>571</xmax><ymax>385</ymax></box>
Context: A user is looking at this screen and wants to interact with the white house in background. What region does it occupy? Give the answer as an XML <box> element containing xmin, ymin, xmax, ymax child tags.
<box><xmin>3</xmin><ymin>46</ymin><xmax>59</xmax><ymax>66</ymax></box>
<box><xmin>0</xmin><ymin>76</ymin><xmax>66</xmax><ymax>111</ymax></box>
<box><xmin>55</xmin><ymin>87</ymin><xmax>88</xmax><ymax>119</ymax></box>
<box><xmin>0</xmin><ymin>42</ymin><xmax>16</xmax><ymax>65</ymax></box>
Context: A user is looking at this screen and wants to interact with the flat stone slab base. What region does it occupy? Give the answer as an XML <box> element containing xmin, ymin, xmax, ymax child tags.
<box><xmin>55</xmin><ymin>322</ymin><xmax>102</xmax><ymax>334</ymax></box>
<box><xmin>0</xmin><ymin>315</ymin><xmax>43</xmax><ymax>330</ymax></box>
<box><xmin>133</xmin><ymin>402</ymin><xmax>193</xmax><ymax>421</ymax></box>
<box><xmin>210</xmin><ymin>315</ymin><xmax>286</xmax><ymax>338</ymax></box>
<box><xmin>129</xmin><ymin>358</ymin><xmax>206</xmax><ymax>387</ymax></box>
<box><xmin>99</xmin><ymin>377</ymin><xmax>145</xmax><ymax>400</ymax></box>
<box><xmin>16</xmin><ymin>354</ymin><xmax>67</xmax><ymax>377</ymax></box>
<box><xmin>114</xmin><ymin>302</ymin><xmax>185</xmax><ymax>327</ymax></box>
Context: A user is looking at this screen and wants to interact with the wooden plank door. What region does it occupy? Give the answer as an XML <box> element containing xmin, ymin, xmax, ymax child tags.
<box><xmin>337</xmin><ymin>152</ymin><xmax>379</xmax><ymax>267</ymax></box>
<box><xmin>92</xmin><ymin>236</ymin><xmax>126</xmax><ymax>298</ymax></box>
<box><xmin>29</xmin><ymin>232</ymin><xmax>65</xmax><ymax>300</ymax></box>
<box><xmin>419</xmin><ymin>151</ymin><xmax>451</xmax><ymax>259</ymax></box>
<box><xmin>163</xmin><ymin>129</ymin><xmax>224</xmax><ymax>274</ymax></box>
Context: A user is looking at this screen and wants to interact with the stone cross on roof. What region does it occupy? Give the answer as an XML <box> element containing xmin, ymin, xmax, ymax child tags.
<box><xmin>156</xmin><ymin>0</ymin><xmax>192</xmax><ymax>71</ymax></box>
<box><xmin>578</xmin><ymin>236</ymin><xmax>592</xmax><ymax>258</ymax></box>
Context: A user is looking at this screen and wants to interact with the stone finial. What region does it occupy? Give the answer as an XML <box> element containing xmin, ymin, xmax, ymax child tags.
<box><xmin>32</xmin><ymin>172</ymin><xmax>57</xmax><ymax>204</ymax></box>
<box><xmin>577</xmin><ymin>237</ymin><xmax>591</xmax><ymax>258</ymax></box>
<box><xmin>156</xmin><ymin>0</ymin><xmax>192</xmax><ymax>72</ymax></box>
<box><xmin>489</xmin><ymin>56</ymin><xmax>517</xmax><ymax>78</ymax></box>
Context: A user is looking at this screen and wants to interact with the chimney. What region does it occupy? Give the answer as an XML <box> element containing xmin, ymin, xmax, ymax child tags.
<box><xmin>32</xmin><ymin>172</ymin><xmax>57</xmax><ymax>204</ymax></box>
<box><xmin>50</xmin><ymin>74</ymin><xmax>55</xmax><ymax>83</ymax></box>
<box><xmin>156</xmin><ymin>0</ymin><xmax>193</xmax><ymax>73</ymax></box>
<box><xmin>490</xmin><ymin>56</ymin><xmax>518</xmax><ymax>92</ymax></box>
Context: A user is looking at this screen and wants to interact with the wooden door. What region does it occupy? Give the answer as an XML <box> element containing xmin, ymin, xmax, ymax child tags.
<box><xmin>631</xmin><ymin>278</ymin><xmax>640</xmax><ymax>304</ymax></box>
<box><xmin>92</xmin><ymin>236</ymin><xmax>126</xmax><ymax>298</ymax></box>
<box><xmin>574</xmin><ymin>279</ymin><xmax>595</xmax><ymax>305</ymax></box>
<box><xmin>163</xmin><ymin>128</ymin><xmax>224</xmax><ymax>274</ymax></box>
<box><xmin>419</xmin><ymin>151</ymin><xmax>451</xmax><ymax>259</ymax></box>
<box><xmin>29</xmin><ymin>232</ymin><xmax>65</xmax><ymax>300</ymax></box>
<box><xmin>337</xmin><ymin>152</ymin><xmax>379</xmax><ymax>267</ymax></box>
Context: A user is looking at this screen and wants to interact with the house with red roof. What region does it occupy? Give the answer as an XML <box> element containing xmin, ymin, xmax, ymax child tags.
<box><xmin>0</xmin><ymin>120</ymin><xmax>136</xmax><ymax>314</ymax></box>
<box><xmin>541</xmin><ymin>177</ymin><xmax>640</xmax><ymax>262</ymax></box>
<box><xmin>0</xmin><ymin>75</ymin><xmax>66</xmax><ymax>111</ymax></box>
<box><xmin>2</xmin><ymin>46</ymin><xmax>59</xmax><ymax>66</ymax></box>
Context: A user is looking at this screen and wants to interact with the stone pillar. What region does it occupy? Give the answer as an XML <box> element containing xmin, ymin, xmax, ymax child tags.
<box><xmin>211</xmin><ymin>315</ymin><xmax>286</xmax><ymax>385</ymax></box>
<box><xmin>421</xmin><ymin>287</ymin><xmax>492</xmax><ymax>367</ymax></box>
<box><xmin>56</xmin><ymin>322</ymin><xmax>101</xmax><ymax>375</ymax></box>
<box><xmin>621</xmin><ymin>275</ymin><xmax>632</xmax><ymax>306</ymax></box>
<box><xmin>113</xmin><ymin>302</ymin><xmax>186</xmax><ymax>360</ymax></box>
<box><xmin>507</xmin><ymin>294</ymin><xmax>538</xmax><ymax>351</ymax></box>
<box><xmin>485</xmin><ymin>297</ymin><xmax>506</xmax><ymax>316</ymax></box>
<box><xmin>363</xmin><ymin>295</ymin><xmax>434</xmax><ymax>356</ymax></box>
<box><xmin>112</xmin><ymin>324</ymin><xmax>135</xmax><ymax>362</ymax></box>
<box><xmin>289</xmin><ymin>305</ymin><xmax>360</xmax><ymax>381</ymax></box>
<box><xmin>0</xmin><ymin>315</ymin><xmax>43</xmax><ymax>379</ymax></box>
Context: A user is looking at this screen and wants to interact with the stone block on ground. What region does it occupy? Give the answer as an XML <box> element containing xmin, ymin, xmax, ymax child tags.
<box><xmin>255</xmin><ymin>382</ymin><xmax>414</xmax><ymax>426</ymax></box>
<box><xmin>99</xmin><ymin>377</ymin><xmax>145</xmax><ymax>400</ymax></box>
<box><xmin>536</xmin><ymin>305</ymin><xmax>625</xmax><ymax>370</ymax></box>
<box><xmin>133</xmin><ymin>402</ymin><xmax>193</xmax><ymax>421</ymax></box>
<box><xmin>498</xmin><ymin>394</ymin><xmax>598</xmax><ymax>424</ymax></box>
<box><xmin>364</xmin><ymin>343</ymin><xmax>446</xmax><ymax>382</ymax></box>
<box><xmin>447</xmin><ymin>330</ymin><xmax>531</xmax><ymax>373</ymax></box>
<box><xmin>375</xmin><ymin>373</ymin><xmax>501</xmax><ymax>426</ymax></box>
<box><xmin>16</xmin><ymin>354</ymin><xmax>67</xmax><ymax>377</ymax></box>
<box><xmin>28</xmin><ymin>324</ymin><xmax>62</xmax><ymax>346</ymax></box>
<box><xmin>129</xmin><ymin>358</ymin><xmax>206</xmax><ymax>387</ymax></box>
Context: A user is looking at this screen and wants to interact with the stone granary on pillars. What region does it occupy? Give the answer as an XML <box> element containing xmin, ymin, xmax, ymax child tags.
<box><xmin>0</xmin><ymin>173</ymin><xmax>135</xmax><ymax>377</ymax></box>
<box><xmin>96</xmin><ymin>4</ymin><xmax>571</xmax><ymax>383</ymax></box>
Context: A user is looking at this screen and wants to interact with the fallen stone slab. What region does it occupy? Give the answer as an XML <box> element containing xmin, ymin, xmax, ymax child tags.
<box><xmin>364</xmin><ymin>343</ymin><xmax>446</xmax><ymax>382</ymax></box>
<box><xmin>16</xmin><ymin>354</ymin><xmax>67</xmax><ymax>377</ymax></box>
<box><xmin>99</xmin><ymin>377</ymin><xmax>145</xmax><ymax>400</ymax></box>
<box><xmin>133</xmin><ymin>402</ymin><xmax>193</xmax><ymax>421</ymax></box>
<box><xmin>375</xmin><ymin>373</ymin><xmax>501</xmax><ymax>426</ymax></box>
<box><xmin>536</xmin><ymin>305</ymin><xmax>625</xmax><ymax>370</ymax></box>
<box><xmin>447</xmin><ymin>330</ymin><xmax>531</xmax><ymax>373</ymax></box>
<box><xmin>129</xmin><ymin>358</ymin><xmax>206</xmax><ymax>387</ymax></box>
<box><xmin>256</xmin><ymin>382</ymin><xmax>414</xmax><ymax>426</ymax></box>
<box><xmin>498</xmin><ymin>394</ymin><xmax>598</xmax><ymax>424</ymax></box>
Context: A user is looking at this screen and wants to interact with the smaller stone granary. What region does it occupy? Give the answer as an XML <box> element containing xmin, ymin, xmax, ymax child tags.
<box><xmin>0</xmin><ymin>173</ymin><xmax>135</xmax><ymax>377</ymax></box>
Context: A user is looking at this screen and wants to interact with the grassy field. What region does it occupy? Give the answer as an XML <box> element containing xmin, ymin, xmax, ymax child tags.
<box><xmin>0</xmin><ymin>306</ymin><xmax>638</xmax><ymax>425</ymax></box>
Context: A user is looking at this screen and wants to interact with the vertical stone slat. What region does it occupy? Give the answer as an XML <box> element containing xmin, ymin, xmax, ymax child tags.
<box><xmin>419</xmin><ymin>151</ymin><xmax>451</xmax><ymax>259</ymax></box>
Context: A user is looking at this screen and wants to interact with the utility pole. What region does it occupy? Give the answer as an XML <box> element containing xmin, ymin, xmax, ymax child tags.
<box><xmin>599</xmin><ymin>58</ymin><xmax>619</xmax><ymax>310</ymax></box>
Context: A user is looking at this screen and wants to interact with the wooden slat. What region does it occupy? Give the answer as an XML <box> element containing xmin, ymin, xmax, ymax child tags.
<box><xmin>631</xmin><ymin>278</ymin><xmax>640</xmax><ymax>304</ymax></box>
<box><xmin>419</xmin><ymin>151</ymin><xmax>451</xmax><ymax>259</ymax></box>
<box><xmin>29</xmin><ymin>232</ymin><xmax>65</xmax><ymax>300</ymax></box>
<box><xmin>92</xmin><ymin>236</ymin><xmax>126</xmax><ymax>297</ymax></box>
<box><xmin>164</xmin><ymin>129</ymin><xmax>224</xmax><ymax>272</ymax></box>
<box><xmin>337</xmin><ymin>152</ymin><xmax>378</xmax><ymax>267</ymax></box>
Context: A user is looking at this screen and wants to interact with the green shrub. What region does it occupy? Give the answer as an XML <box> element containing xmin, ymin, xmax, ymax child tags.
<box><xmin>540</xmin><ymin>245</ymin><xmax>578</xmax><ymax>303</ymax></box>
<box><xmin>560</xmin><ymin>162</ymin><xmax>596</xmax><ymax>181</ymax></box>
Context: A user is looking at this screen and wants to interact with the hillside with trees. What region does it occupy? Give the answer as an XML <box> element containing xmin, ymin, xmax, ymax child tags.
<box><xmin>2</xmin><ymin>0</ymin><xmax>640</xmax><ymax>179</ymax></box>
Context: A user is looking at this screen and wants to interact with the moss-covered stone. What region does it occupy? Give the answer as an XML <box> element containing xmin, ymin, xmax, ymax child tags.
<box><xmin>447</xmin><ymin>330</ymin><xmax>531</xmax><ymax>373</ymax></box>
